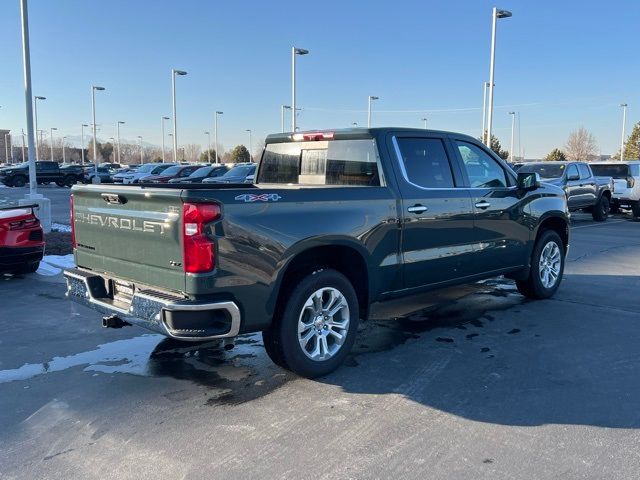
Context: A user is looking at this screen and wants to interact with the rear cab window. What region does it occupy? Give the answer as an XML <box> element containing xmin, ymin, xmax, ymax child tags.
<box><xmin>258</xmin><ymin>139</ymin><xmax>382</xmax><ymax>186</ymax></box>
<box><xmin>590</xmin><ymin>164</ymin><xmax>631</xmax><ymax>178</ymax></box>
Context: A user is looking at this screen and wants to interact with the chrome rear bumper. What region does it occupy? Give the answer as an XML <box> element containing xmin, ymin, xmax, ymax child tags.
<box><xmin>64</xmin><ymin>268</ymin><xmax>240</xmax><ymax>341</ymax></box>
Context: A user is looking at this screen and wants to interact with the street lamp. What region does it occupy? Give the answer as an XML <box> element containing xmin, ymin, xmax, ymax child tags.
<box><xmin>80</xmin><ymin>124</ymin><xmax>88</xmax><ymax>164</ymax></box>
<box><xmin>137</xmin><ymin>135</ymin><xmax>143</xmax><ymax>164</ymax></box>
<box><xmin>49</xmin><ymin>127</ymin><xmax>57</xmax><ymax>161</ymax></box>
<box><xmin>508</xmin><ymin>111</ymin><xmax>516</xmax><ymax>161</ymax></box>
<box><xmin>61</xmin><ymin>136</ymin><xmax>67</xmax><ymax>163</ymax></box>
<box><xmin>214</xmin><ymin>111</ymin><xmax>223</xmax><ymax>164</ymax></box>
<box><xmin>204</xmin><ymin>131</ymin><xmax>211</xmax><ymax>162</ymax></box>
<box><xmin>291</xmin><ymin>47</ymin><xmax>309</xmax><ymax>132</ymax></box>
<box><xmin>620</xmin><ymin>103</ymin><xmax>628</xmax><ymax>160</ymax></box>
<box><xmin>116</xmin><ymin>121</ymin><xmax>125</xmax><ymax>164</ymax></box>
<box><xmin>367</xmin><ymin>95</ymin><xmax>379</xmax><ymax>128</ymax></box>
<box><xmin>160</xmin><ymin>116</ymin><xmax>170</xmax><ymax>163</ymax></box>
<box><xmin>485</xmin><ymin>7</ymin><xmax>512</xmax><ymax>146</ymax></box>
<box><xmin>33</xmin><ymin>95</ymin><xmax>45</xmax><ymax>162</ymax></box>
<box><xmin>352</xmin><ymin>122</ymin><xmax>358</xmax><ymax>127</ymax></box>
<box><xmin>245</xmin><ymin>129</ymin><xmax>252</xmax><ymax>162</ymax></box>
<box><xmin>109</xmin><ymin>137</ymin><xmax>115</xmax><ymax>163</ymax></box>
<box><xmin>91</xmin><ymin>85</ymin><xmax>105</xmax><ymax>180</ymax></box>
<box><xmin>481</xmin><ymin>81</ymin><xmax>490</xmax><ymax>143</ymax></box>
<box><xmin>422</xmin><ymin>117</ymin><xmax>428</xmax><ymax>129</ymax></box>
<box><xmin>171</xmin><ymin>69</ymin><xmax>188</xmax><ymax>161</ymax></box>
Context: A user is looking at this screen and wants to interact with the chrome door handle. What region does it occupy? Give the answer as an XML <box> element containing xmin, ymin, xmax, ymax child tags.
<box><xmin>407</xmin><ymin>205</ymin><xmax>428</xmax><ymax>214</ymax></box>
<box><xmin>475</xmin><ymin>201</ymin><xmax>491</xmax><ymax>209</ymax></box>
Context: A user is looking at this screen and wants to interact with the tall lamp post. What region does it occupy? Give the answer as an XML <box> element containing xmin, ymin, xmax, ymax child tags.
<box><xmin>21</xmin><ymin>129</ymin><xmax>26</xmax><ymax>163</ymax></box>
<box><xmin>80</xmin><ymin>124</ymin><xmax>88</xmax><ymax>164</ymax></box>
<box><xmin>245</xmin><ymin>129</ymin><xmax>252</xmax><ymax>162</ymax></box>
<box><xmin>508</xmin><ymin>111</ymin><xmax>516</xmax><ymax>161</ymax></box>
<box><xmin>214</xmin><ymin>111</ymin><xmax>223</xmax><ymax>164</ymax></box>
<box><xmin>137</xmin><ymin>136</ymin><xmax>143</xmax><ymax>164</ymax></box>
<box><xmin>116</xmin><ymin>121</ymin><xmax>124</xmax><ymax>164</ymax></box>
<box><xmin>204</xmin><ymin>131</ymin><xmax>211</xmax><ymax>162</ymax></box>
<box><xmin>61</xmin><ymin>136</ymin><xmax>67</xmax><ymax>163</ymax></box>
<box><xmin>91</xmin><ymin>85</ymin><xmax>105</xmax><ymax>180</ymax></box>
<box><xmin>291</xmin><ymin>47</ymin><xmax>309</xmax><ymax>132</ymax></box>
<box><xmin>171</xmin><ymin>69</ymin><xmax>188</xmax><ymax>161</ymax></box>
<box><xmin>49</xmin><ymin>127</ymin><xmax>57</xmax><ymax>161</ymax></box>
<box><xmin>281</xmin><ymin>105</ymin><xmax>291</xmax><ymax>133</ymax></box>
<box><xmin>481</xmin><ymin>81</ymin><xmax>490</xmax><ymax>143</ymax></box>
<box><xmin>33</xmin><ymin>95</ymin><xmax>45</xmax><ymax>162</ymax></box>
<box><xmin>485</xmin><ymin>7</ymin><xmax>512</xmax><ymax>147</ymax></box>
<box><xmin>4</xmin><ymin>134</ymin><xmax>10</xmax><ymax>164</ymax></box>
<box><xmin>367</xmin><ymin>95</ymin><xmax>379</xmax><ymax>128</ymax></box>
<box><xmin>160</xmin><ymin>116</ymin><xmax>170</xmax><ymax>162</ymax></box>
<box><xmin>620</xmin><ymin>103</ymin><xmax>628</xmax><ymax>160</ymax></box>
<box><xmin>422</xmin><ymin>117</ymin><xmax>428</xmax><ymax>129</ymax></box>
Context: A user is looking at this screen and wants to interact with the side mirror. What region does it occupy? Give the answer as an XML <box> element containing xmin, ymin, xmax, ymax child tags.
<box><xmin>517</xmin><ymin>172</ymin><xmax>540</xmax><ymax>191</ymax></box>
<box><xmin>567</xmin><ymin>172</ymin><xmax>580</xmax><ymax>181</ymax></box>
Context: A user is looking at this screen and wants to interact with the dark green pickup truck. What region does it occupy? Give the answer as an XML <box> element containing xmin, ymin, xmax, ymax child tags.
<box><xmin>65</xmin><ymin>128</ymin><xmax>569</xmax><ymax>378</ymax></box>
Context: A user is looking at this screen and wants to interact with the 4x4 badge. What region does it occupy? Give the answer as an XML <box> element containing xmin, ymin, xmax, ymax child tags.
<box><xmin>235</xmin><ymin>193</ymin><xmax>282</xmax><ymax>203</ymax></box>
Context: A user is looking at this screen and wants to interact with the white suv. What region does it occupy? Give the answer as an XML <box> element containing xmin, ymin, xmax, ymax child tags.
<box><xmin>590</xmin><ymin>161</ymin><xmax>640</xmax><ymax>217</ymax></box>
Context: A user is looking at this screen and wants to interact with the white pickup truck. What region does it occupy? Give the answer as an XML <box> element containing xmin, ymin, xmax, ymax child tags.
<box><xmin>590</xmin><ymin>161</ymin><xmax>640</xmax><ymax>217</ymax></box>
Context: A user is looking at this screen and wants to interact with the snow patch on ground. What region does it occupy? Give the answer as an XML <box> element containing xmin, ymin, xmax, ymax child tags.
<box><xmin>51</xmin><ymin>223</ymin><xmax>72</xmax><ymax>233</ymax></box>
<box><xmin>36</xmin><ymin>254</ymin><xmax>75</xmax><ymax>276</ymax></box>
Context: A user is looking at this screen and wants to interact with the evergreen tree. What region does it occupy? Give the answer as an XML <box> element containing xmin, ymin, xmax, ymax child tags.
<box><xmin>544</xmin><ymin>148</ymin><xmax>566</xmax><ymax>161</ymax></box>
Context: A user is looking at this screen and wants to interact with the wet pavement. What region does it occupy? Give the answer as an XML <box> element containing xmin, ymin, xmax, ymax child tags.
<box><xmin>1</xmin><ymin>213</ymin><xmax>640</xmax><ymax>479</ymax></box>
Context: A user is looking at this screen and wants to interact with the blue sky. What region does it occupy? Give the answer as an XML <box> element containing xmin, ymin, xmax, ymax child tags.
<box><xmin>0</xmin><ymin>0</ymin><xmax>638</xmax><ymax>158</ymax></box>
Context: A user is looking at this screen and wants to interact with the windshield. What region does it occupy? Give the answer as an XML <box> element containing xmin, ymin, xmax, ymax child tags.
<box><xmin>224</xmin><ymin>165</ymin><xmax>254</xmax><ymax>177</ymax></box>
<box><xmin>158</xmin><ymin>165</ymin><xmax>181</xmax><ymax>175</ymax></box>
<box><xmin>188</xmin><ymin>166</ymin><xmax>213</xmax><ymax>178</ymax></box>
<box><xmin>590</xmin><ymin>164</ymin><xmax>630</xmax><ymax>179</ymax></box>
<box><xmin>151</xmin><ymin>164</ymin><xmax>174</xmax><ymax>174</ymax></box>
<box><xmin>136</xmin><ymin>164</ymin><xmax>156</xmax><ymax>173</ymax></box>
<box><xmin>518</xmin><ymin>164</ymin><xmax>566</xmax><ymax>179</ymax></box>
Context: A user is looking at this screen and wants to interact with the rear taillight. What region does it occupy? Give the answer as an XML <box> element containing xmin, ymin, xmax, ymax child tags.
<box><xmin>8</xmin><ymin>217</ymin><xmax>39</xmax><ymax>230</ymax></box>
<box><xmin>70</xmin><ymin>194</ymin><xmax>76</xmax><ymax>249</ymax></box>
<box><xmin>182</xmin><ymin>202</ymin><xmax>220</xmax><ymax>273</ymax></box>
<box><xmin>627</xmin><ymin>177</ymin><xmax>635</xmax><ymax>188</ymax></box>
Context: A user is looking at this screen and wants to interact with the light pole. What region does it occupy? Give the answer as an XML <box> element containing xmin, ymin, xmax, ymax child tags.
<box><xmin>137</xmin><ymin>136</ymin><xmax>143</xmax><ymax>164</ymax></box>
<box><xmin>33</xmin><ymin>95</ymin><xmax>45</xmax><ymax>162</ymax></box>
<box><xmin>352</xmin><ymin>122</ymin><xmax>358</xmax><ymax>127</ymax></box>
<box><xmin>422</xmin><ymin>117</ymin><xmax>428</xmax><ymax>129</ymax></box>
<box><xmin>508</xmin><ymin>111</ymin><xmax>516</xmax><ymax>161</ymax></box>
<box><xmin>367</xmin><ymin>95</ymin><xmax>379</xmax><ymax>128</ymax></box>
<box><xmin>481</xmin><ymin>81</ymin><xmax>490</xmax><ymax>143</ymax></box>
<box><xmin>171</xmin><ymin>69</ymin><xmax>188</xmax><ymax>161</ymax></box>
<box><xmin>81</xmin><ymin>124</ymin><xmax>88</xmax><ymax>164</ymax></box>
<box><xmin>291</xmin><ymin>47</ymin><xmax>309</xmax><ymax>132</ymax></box>
<box><xmin>161</xmin><ymin>116</ymin><xmax>169</xmax><ymax>162</ymax></box>
<box><xmin>620</xmin><ymin>103</ymin><xmax>628</xmax><ymax>160</ymax></box>
<box><xmin>21</xmin><ymin>129</ymin><xmax>26</xmax><ymax>164</ymax></box>
<box><xmin>49</xmin><ymin>127</ymin><xmax>57</xmax><ymax>161</ymax></box>
<box><xmin>91</xmin><ymin>85</ymin><xmax>105</xmax><ymax>180</ymax></box>
<box><xmin>245</xmin><ymin>129</ymin><xmax>252</xmax><ymax>162</ymax></box>
<box><xmin>116</xmin><ymin>121</ymin><xmax>124</xmax><ymax>164</ymax></box>
<box><xmin>109</xmin><ymin>137</ymin><xmax>116</xmax><ymax>163</ymax></box>
<box><xmin>214</xmin><ymin>111</ymin><xmax>223</xmax><ymax>164</ymax></box>
<box><xmin>61</xmin><ymin>136</ymin><xmax>67</xmax><ymax>163</ymax></box>
<box><xmin>4</xmin><ymin>134</ymin><xmax>9</xmax><ymax>164</ymax></box>
<box><xmin>281</xmin><ymin>105</ymin><xmax>291</xmax><ymax>133</ymax></box>
<box><xmin>204</xmin><ymin>131</ymin><xmax>211</xmax><ymax>162</ymax></box>
<box><xmin>485</xmin><ymin>7</ymin><xmax>512</xmax><ymax>146</ymax></box>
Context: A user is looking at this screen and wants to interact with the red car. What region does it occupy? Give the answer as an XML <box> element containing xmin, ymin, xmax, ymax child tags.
<box><xmin>141</xmin><ymin>165</ymin><xmax>205</xmax><ymax>183</ymax></box>
<box><xmin>0</xmin><ymin>205</ymin><xmax>45</xmax><ymax>274</ymax></box>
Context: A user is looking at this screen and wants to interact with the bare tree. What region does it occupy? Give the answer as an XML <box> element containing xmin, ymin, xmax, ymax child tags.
<box><xmin>564</xmin><ymin>127</ymin><xmax>598</xmax><ymax>161</ymax></box>
<box><xmin>182</xmin><ymin>144</ymin><xmax>201</xmax><ymax>162</ymax></box>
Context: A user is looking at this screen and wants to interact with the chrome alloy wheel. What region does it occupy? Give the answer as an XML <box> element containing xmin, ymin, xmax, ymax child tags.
<box><xmin>298</xmin><ymin>287</ymin><xmax>350</xmax><ymax>361</ymax></box>
<box><xmin>538</xmin><ymin>241</ymin><xmax>561</xmax><ymax>289</ymax></box>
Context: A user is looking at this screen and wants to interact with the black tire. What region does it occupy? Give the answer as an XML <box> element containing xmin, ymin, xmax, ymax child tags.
<box><xmin>12</xmin><ymin>175</ymin><xmax>26</xmax><ymax>188</ymax></box>
<box><xmin>55</xmin><ymin>180</ymin><xmax>65</xmax><ymax>187</ymax></box>
<box><xmin>516</xmin><ymin>230</ymin><xmax>565</xmax><ymax>299</ymax></box>
<box><xmin>632</xmin><ymin>202</ymin><xmax>640</xmax><ymax>218</ymax></box>
<box><xmin>14</xmin><ymin>262</ymin><xmax>40</xmax><ymax>275</ymax></box>
<box><xmin>64</xmin><ymin>175</ymin><xmax>76</xmax><ymax>187</ymax></box>
<box><xmin>42</xmin><ymin>181</ymin><xmax>50</xmax><ymax>185</ymax></box>
<box><xmin>262</xmin><ymin>269</ymin><xmax>359</xmax><ymax>378</ymax></box>
<box><xmin>592</xmin><ymin>195</ymin><xmax>609</xmax><ymax>221</ymax></box>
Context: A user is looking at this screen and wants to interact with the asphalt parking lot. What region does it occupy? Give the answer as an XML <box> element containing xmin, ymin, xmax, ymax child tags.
<box><xmin>2</xmin><ymin>191</ymin><xmax>640</xmax><ymax>478</ymax></box>
<box><xmin>0</xmin><ymin>185</ymin><xmax>72</xmax><ymax>226</ymax></box>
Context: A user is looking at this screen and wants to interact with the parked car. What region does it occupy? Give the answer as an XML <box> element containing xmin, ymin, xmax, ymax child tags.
<box><xmin>85</xmin><ymin>167</ymin><xmax>117</xmax><ymax>184</ymax></box>
<box><xmin>0</xmin><ymin>161</ymin><xmax>84</xmax><ymax>187</ymax></box>
<box><xmin>112</xmin><ymin>167</ymin><xmax>139</xmax><ymax>183</ymax></box>
<box><xmin>202</xmin><ymin>163</ymin><xmax>256</xmax><ymax>184</ymax></box>
<box><xmin>119</xmin><ymin>163</ymin><xmax>177</xmax><ymax>184</ymax></box>
<box><xmin>0</xmin><ymin>205</ymin><xmax>44</xmax><ymax>274</ymax></box>
<box><xmin>589</xmin><ymin>161</ymin><xmax>640</xmax><ymax>216</ymax></box>
<box><xmin>65</xmin><ymin>128</ymin><xmax>570</xmax><ymax>378</ymax></box>
<box><xmin>518</xmin><ymin>161</ymin><xmax>613</xmax><ymax>221</ymax></box>
<box><xmin>142</xmin><ymin>164</ymin><xmax>205</xmax><ymax>183</ymax></box>
<box><xmin>167</xmin><ymin>165</ymin><xmax>229</xmax><ymax>184</ymax></box>
<box><xmin>99</xmin><ymin>162</ymin><xmax>122</xmax><ymax>170</ymax></box>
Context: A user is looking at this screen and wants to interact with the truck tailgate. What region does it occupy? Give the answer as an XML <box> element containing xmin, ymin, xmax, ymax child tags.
<box><xmin>72</xmin><ymin>185</ymin><xmax>186</xmax><ymax>293</ymax></box>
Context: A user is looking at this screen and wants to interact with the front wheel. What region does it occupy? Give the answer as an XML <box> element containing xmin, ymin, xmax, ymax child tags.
<box><xmin>262</xmin><ymin>269</ymin><xmax>359</xmax><ymax>378</ymax></box>
<box><xmin>592</xmin><ymin>195</ymin><xmax>609</xmax><ymax>221</ymax></box>
<box><xmin>516</xmin><ymin>230</ymin><xmax>565</xmax><ymax>299</ymax></box>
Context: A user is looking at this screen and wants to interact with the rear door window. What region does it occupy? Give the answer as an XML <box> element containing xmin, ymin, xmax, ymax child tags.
<box><xmin>578</xmin><ymin>164</ymin><xmax>592</xmax><ymax>179</ymax></box>
<box><xmin>259</xmin><ymin>139</ymin><xmax>381</xmax><ymax>186</ymax></box>
<box><xmin>395</xmin><ymin>138</ymin><xmax>455</xmax><ymax>188</ymax></box>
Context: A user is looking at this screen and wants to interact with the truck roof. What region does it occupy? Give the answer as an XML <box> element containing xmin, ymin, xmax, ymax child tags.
<box><xmin>265</xmin><ymin>127</ymin><xmax>479</xmax><ymax>144</ymax></box>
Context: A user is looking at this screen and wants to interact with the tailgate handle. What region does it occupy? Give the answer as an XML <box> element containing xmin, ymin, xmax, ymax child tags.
<box><xmin>101</xmin><ymin>193</ymin><xmax>127</xmax><ymax>205</ymax></box>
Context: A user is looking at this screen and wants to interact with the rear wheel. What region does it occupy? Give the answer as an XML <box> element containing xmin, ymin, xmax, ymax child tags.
<box><xmin>516</xmin><ymin>230</ymin><xmax>565</xmax><ymax>299</ymax></box>
<box><xmin>592</xmin><ymin>195</ymin><xmax>609</xmax><ymax>221</ymax></box>
<box><xmin>12</xmin><ymin>175</ymin><xmax>26</xmax><ymax>188</ymax></box>
<box><xmin>64</xmin><ymin>175</ymin><xmax>76</xmax><ymax>187</ymax></box>
<box><xmin>55</xmin><ymin>180</ymin><xmax>65</xmax><ymax>187</ymax></box>
<box><xmin>632</xmin><ymin>202</ymin><xmax>640</xmax><ymax>218</ymax></box>
<box><xmin>262</xmin><ymin>269</ymin><xmax>359</xmax><ymax>378</ymax></box>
